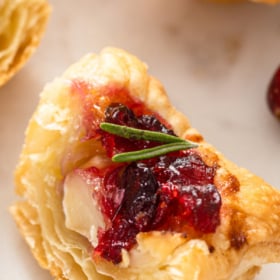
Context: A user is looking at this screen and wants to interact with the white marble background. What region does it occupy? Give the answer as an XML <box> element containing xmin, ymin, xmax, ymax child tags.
<box><xmin>0</xmin><ymin>0</ymin><xmax>280</xmax><ymax>279</ymax></box>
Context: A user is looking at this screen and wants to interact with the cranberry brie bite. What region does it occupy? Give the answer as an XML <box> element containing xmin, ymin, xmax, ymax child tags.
<box><xmin>11</xmin><ymin>48</ymin><xmax>280</xmax><ymax>280</ymax></box>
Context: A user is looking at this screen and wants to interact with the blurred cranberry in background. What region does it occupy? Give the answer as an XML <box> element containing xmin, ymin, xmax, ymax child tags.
<box><xmin>267</xmin><ymin>66</ymin><xmax>280</xmax><ymax>121</ymax></box>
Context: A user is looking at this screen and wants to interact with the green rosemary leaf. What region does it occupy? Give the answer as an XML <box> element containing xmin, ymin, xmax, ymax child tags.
<box><xmin>100</xmin><ymin>122</ymin><xmax>198</xmax><ymax>162</ymax></box>
<box><xmin>100</xmin><ymin>122</ymin><xmax>186</xmax><ymax>144</ymax></box>
<box><xmin>112</xmin><ymin>142</ymin><xmax>198</xmax><ymax>163</ymax></box>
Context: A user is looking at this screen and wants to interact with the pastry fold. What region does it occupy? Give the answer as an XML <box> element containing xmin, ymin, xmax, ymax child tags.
<box><xmin>0</xmin><ymin>0</ymin><xmax>50</xmax><ymax>87</ymax></box>
<box><xmin>11</xmin><ymin>48</ymin><xmax>280</xmax><ymax>280</ymax></box>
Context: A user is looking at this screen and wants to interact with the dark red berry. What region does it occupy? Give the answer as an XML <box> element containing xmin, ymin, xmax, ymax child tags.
<box><xmin>102</xmin><ymin>104</ymin><xmax>139</xmax><ymax>157</ymax></box>
<box><xmin>119</xmin><ymin>162</ymin><xmax>159</xmax><ymax>231</ymax></box>
<box><xmin>138</xmin><ymin>115</ymin><xmax>175</xmax><ymax>135</ymax></box>
<box><xmin>267</xmin><ymin>66</ymin><xmax>280</xmax><ymax>120</ymax></box>
<box><xmin>105</xmin><ymin>103</ymin><xmax>138</xmax><ymax>127</ymax></box>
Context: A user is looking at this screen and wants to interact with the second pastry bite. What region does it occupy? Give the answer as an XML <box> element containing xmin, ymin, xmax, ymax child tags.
<box><xmin>0</xmin><ymin>0</ymin><xmax>50</xmax><ymax>87</ymax></box>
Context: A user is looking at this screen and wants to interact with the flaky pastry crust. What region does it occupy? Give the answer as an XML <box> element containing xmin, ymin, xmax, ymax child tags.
<box><xmin>11</xmin><ymin>48</ymin><xmax>280</xmax><ymax>280</ymax></box>
<box><xmin>0</xmin><ymin>0</ymin><xmax>50</xmax><ymax>87</ymax></box>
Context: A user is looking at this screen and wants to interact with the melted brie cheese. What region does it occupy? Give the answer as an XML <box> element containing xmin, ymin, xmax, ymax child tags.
<box><xmin>62</xmin><ymin>170</ymin><xmax>105</xmax><ymax>246</ymax></box>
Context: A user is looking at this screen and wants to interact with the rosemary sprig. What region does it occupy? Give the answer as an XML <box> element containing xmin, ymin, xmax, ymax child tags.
<box><xmin>100</xmin><ymin>122</ymin><xmax>198</xmax><ymax>162</ymax></box>
<box><xmin>100</xmin><ymin>122</ymin><xmax>186</xmax><ymax>143</ymax></box>
<box><xmin>112</xmin><ymin>142</ymin><xmax>196</xmax><ymax>163</ymax></box>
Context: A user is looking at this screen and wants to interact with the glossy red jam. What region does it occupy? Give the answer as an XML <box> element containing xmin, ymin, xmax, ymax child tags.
<box><xmin>71</xmin><ymin>81</ymin><xmax>169</xmax><ymax>140</ymax></box>
<box><xmin>90</xmin><ymin>150</ymin><xmax>220</xmax><ymax>263</ymax></box>
<box><xmin>72</xmin><ymin>84</ymin><xmax>221</xmax><ymax>264</ymax></box>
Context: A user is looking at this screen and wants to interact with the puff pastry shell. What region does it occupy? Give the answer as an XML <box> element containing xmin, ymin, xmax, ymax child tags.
<box><xmin>0</xmin><ymin>0</ymin><xmax>50</xmax><ymax>87</ymax></box>
<box><xmin>11</xmin><ymin>48</ymin><xmax>280</xmax><ymax>280</ymax></box>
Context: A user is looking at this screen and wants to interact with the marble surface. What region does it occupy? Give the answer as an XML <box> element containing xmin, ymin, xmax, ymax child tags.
<box><xmin>1</xmin><ymin>0</ymin><xmax>280</xmax><ymax>279</ymax></box>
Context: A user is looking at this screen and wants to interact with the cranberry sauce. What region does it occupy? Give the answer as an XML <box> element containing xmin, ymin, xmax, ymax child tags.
<box><xmin>70</xmin><ymin>81</ymin><xmax>169</xmax><ymax>140</ymax></box>
<box><xmin>151</xmin><ymin>151</ymin><xmax>221</xmax><ymax>233</ymax></box>
<box><xmin>85</xmin><ymin>101</ymin><xmax>221</xmax><ymax>264</ymax></box>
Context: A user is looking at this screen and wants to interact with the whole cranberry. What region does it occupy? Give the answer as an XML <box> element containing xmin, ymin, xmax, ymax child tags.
<box><xmin>104</xmin><ymin>103</ymin><xmax>138</xmax><ymax>127</ymax></box>
<box><xmin>120</xmin><ymin>162</ymin><xmax>159</xmax><ymax>231</ymax></box>
<box><xmin>267</xmin><ymin>66</ymin><xmax>280</xmax><ymax>120</ymax></box>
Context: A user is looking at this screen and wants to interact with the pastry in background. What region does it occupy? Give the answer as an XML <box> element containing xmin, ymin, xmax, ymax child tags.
<box><xmin>251</xmin><ymin>0</ymin><xmax>279</xmax><ymax>3</ymax></box>
<box><xmin>250</xmin><ymin>0</ymin><xmax>279</xmax><ymax>4</ymax></box>
<box><xmin>0</xmin><ymin>0</ymin><xmax>50</xmax><ymax>87</ymax></box>
<box><xmin>11</xmin><ymin>48</ymin><xmax>280</xmax><ymax>280</ymax></box>
<box><xmin>212</xmin><ymin>0</ymin><xmax>279</xmax><ymax>4</ymax></box>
